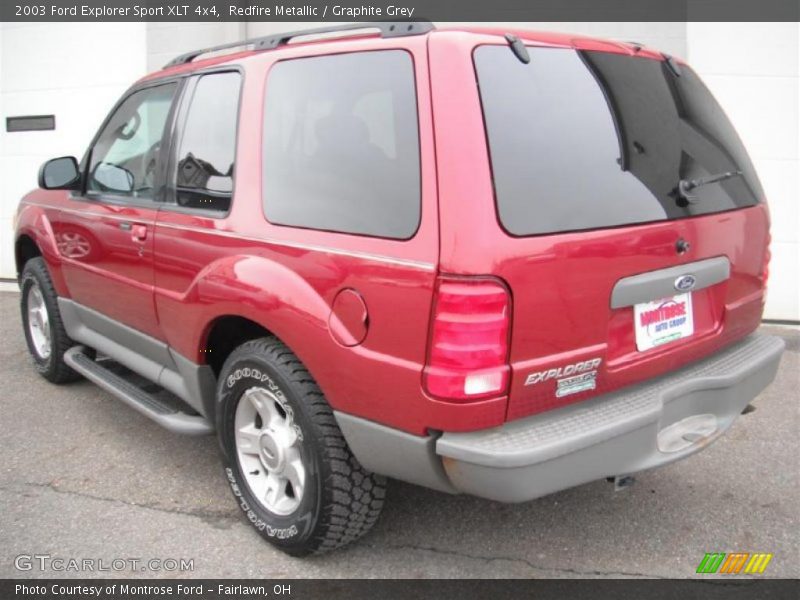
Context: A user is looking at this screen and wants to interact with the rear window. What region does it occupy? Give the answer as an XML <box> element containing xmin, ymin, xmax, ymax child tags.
<box><xmin>474</xmin><ymin>45</ymin><xmax>764</xmax><ymax>236</ymax></box>
<box><xmin>263</xmin><ymin>50</ymin><xmax>420</xmax><ymax>239</ymax></box>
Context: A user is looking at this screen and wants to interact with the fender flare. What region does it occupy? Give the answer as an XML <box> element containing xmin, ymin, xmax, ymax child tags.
<box><xmin>15</xmin><ymin>202</ymin><xmax>69</xmax><ymax>295</ymax></box>
<box><xmin>162</xmin><ymin>254</ymin><xmax>336</xmax><ymax>388</ymax></box>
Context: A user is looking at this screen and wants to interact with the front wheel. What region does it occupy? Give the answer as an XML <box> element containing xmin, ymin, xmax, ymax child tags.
<box><xmin>20</xmin><ymin>257</ymin><xmax>82</xmax><ymax>383</ymax></box>
<box><xmin>217</xmin><ymin>337</ymin><xmax>386</xmax><ymax>555</ymax></box>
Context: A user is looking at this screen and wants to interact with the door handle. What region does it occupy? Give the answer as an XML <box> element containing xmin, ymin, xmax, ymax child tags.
<box><xmin>131</xmin><ymin>224</ymin><xmax>148</xmax><ymax>242</ymax></box>
<box><xmin>119</xmin><ymin>221</ymin><xmax>148</xmax><ymax>242</ymax></box>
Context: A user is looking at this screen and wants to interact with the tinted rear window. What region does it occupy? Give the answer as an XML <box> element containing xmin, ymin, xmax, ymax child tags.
<box><xmin>263</xmin><ymin>51</ymin><xmax>420</xmax><ymax>239</ymax></box>
<box><xmin>474</xmin><ymin>46</ymin><xmax>763</xmax><ymax>236</ymax></box>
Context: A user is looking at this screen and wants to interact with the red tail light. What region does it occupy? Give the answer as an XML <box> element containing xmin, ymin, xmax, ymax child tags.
<box><xmin>424</xmin><ymin>277</ymin><xmax>511</xmax><ymax>402</ymax></box>
<box><xmin>763</xmin><ymin>231</ymin><xmax>772</xmax><ymax>286</ymax></box>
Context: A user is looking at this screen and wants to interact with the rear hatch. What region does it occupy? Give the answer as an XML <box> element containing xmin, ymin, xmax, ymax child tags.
<box><xmin>473</xmin><ymin>43</ymin><xmax>770</xmax><ymax>421</ymax></box>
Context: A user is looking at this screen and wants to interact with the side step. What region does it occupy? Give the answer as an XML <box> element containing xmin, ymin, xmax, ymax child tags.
<box><xmin>64</xmin><ymin>346</ymin><xmax>213</xmax><ymax>435</ymax></box>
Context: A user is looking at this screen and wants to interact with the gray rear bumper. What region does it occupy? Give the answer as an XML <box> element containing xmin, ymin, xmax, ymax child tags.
<box><xmin>436</xmin><ymin>334</ymin><xmax>785</xmax><ymax>502</ymax></box>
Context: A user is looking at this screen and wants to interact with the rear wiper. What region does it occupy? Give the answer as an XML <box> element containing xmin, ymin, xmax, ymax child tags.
<box><xmin>678</xmin><ymin>170</ymin><xmax>742</xmax><ymax>202</ymax></box>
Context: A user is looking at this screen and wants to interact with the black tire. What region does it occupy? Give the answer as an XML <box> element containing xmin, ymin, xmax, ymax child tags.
<box><xmin>217</xmin><ymin>337</ymin><xmax>386</xmax><ymax>556</ymax></box>
<box><xmin>20</xmin><ymin>257</ymin><xmax>82</xmax><ymax>384</ymax></box>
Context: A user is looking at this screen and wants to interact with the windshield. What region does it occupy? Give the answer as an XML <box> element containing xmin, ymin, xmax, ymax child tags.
<box><xmin>474</xmin><ymin>45</ymin><xmax>763</xmax><ymax>236</ymax></box>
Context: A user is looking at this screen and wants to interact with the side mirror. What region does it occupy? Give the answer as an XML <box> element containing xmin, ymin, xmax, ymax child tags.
<box><xmin>38</xmin><ymin>156</ymin><xmax>81</xmax><ymax>190</ymax></box>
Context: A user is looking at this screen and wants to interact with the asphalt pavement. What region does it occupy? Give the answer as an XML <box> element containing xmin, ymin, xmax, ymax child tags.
<box><xmin>0</xmin><ymin>291</ymin><xmax>797</xmax><ymax>578</ymax></box>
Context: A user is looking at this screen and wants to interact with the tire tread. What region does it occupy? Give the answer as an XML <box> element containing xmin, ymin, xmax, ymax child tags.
<box><xmin>223</xmin><ymin>337</ymin><xmax>386</xmax><ymax>555</ymax></box>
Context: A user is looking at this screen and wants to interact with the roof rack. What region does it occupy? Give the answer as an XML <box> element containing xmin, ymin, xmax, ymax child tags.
<box><xmin>164</xmin><ymin>21</ymin><xmax>435</xmax><ymax>68</ymax></box>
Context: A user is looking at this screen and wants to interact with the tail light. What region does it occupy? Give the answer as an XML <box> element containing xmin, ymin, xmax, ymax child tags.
<box><xmin>423</xmin><ymin>277</ymin><xmax>511</xmax><ymax>402</ymax></box>
<box><xmin>763</xmin><ymin>231</ymin><xmax>771</xmax><ymax>287</ymax></box>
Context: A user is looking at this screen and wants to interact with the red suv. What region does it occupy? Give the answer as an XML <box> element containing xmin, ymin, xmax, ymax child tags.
<box><xmin>14</xmin><ymin>23</ymin><xmax>785</xmax><ymax>555</ymax></box>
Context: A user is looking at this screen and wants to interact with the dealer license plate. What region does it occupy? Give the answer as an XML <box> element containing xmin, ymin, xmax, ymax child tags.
<box><xmin>634</xmin><ymin>293</ymin><xmax>694</xmax><ymax>352</ymax></box>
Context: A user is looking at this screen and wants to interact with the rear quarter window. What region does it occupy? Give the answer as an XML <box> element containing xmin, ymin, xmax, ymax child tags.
<box><xmin>173</xmin><ymin>71</ymin><xmax>241</xmax><ymax>213</ymax></box>
<box><xmin>474</xmin><ymin>45</ymin><xmax>763</xmax><ymax>237</ymax></box>
<box><xmin>262</xmin><ymin>50</ymin><xmax>421</xmax><ymax>239</ymax></box>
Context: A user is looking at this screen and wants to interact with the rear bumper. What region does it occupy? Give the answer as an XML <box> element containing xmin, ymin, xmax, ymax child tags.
<box><xmin>436</xmin><ymin>333</ymin><xmax>784</xmax><ymax>502</ymax></box>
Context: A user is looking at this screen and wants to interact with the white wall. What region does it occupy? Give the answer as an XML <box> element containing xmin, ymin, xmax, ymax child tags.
<box><xmin>688</xmin><ymin>23</ymin><xmax>800</xmax><ymax>321</ymax></box>
<box><xmin>146</xmin><ymin>22</ymin><xmax>246</xmax><ymax>73</ymax></box>
<box><xmin>0</xmin><ymin>22</ymin><xmax>147</xmax><ymax>277</ymax></box>
<box><xmin>0</xmin><ymin>24</ymin><xmax>4</xmax><ymax>278</ymax></box>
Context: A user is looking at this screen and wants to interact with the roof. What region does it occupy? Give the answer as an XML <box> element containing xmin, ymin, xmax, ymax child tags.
<box><xmin>139</xmin><ymin>24</ymin><xmax>667</xmax><ymax>83</ymax></box>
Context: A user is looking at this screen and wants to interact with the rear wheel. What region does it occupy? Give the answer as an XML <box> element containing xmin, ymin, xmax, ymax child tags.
<box><xmin>20</xmin><ymin>257</ymin><xmax>82</xmax><ymax>383</ymax></box>
<box><xmin>217</xmin><ymin>337</ymin><xmax>386</xmax><ymax>555</ymax></box>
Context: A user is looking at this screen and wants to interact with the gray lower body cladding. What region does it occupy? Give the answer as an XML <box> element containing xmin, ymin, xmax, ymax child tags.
<box><xmin>58</xmin><ymin>298</ymin><xmax>217</xmax><ymax>425</ymax></box>
<box><xmin>336</xmin><ymin>333</ymin><xmax>785</xmax><ymax>502</ymax></box>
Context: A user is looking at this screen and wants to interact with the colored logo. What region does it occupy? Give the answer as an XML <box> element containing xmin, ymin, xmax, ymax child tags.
<box><xmin>674</xmin><ymin>274</ymin><xmax>697</xmax><ymax>292</ymax></box>
<box><xmin>696</xmin><ymin>552</ymin><xmax>773</xmax><ymax>574</ymax></box>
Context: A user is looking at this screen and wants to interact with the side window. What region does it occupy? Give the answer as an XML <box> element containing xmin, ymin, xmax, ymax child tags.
<box><xmin>87</xmin><ymin>83</ymin><xmax>177</xmax><ymax>200</ymax></box>
<box><xmin>263</xmin><ymin>51</ymin><xmax>421</xmax><ymax>239</ymax></box>
<box><xmin>173</xmin><ymin>72</ymin><xmax>242</xmax><ymax>213</ymax></box>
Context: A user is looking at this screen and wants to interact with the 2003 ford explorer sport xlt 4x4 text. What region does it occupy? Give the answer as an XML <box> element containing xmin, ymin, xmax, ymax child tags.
<box><xmin>13</xmin><ymin>22</ymin><xmax>785</xmax><ymax>556</ymax></box>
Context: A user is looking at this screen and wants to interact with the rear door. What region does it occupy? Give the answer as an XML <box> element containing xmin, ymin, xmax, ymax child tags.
<box><xmin>432</xmin><ymin>36</ymin><xmax>769</xmax><ymax>422</ymax></box>
<box><xmin>53</xmin><ymin>82</ymin><xmax>178</xmax><ymax>339</ymax></box>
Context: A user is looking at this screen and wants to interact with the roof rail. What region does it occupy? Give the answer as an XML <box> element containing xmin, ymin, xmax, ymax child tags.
<box><xmin>164</xmin><ymin>21</ymin><xmax>435</xmax><ymax>68</ymax></box>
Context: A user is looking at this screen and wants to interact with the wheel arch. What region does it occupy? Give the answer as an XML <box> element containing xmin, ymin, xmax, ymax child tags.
<box><xmin>164</xmin><ymin>253</ymin><xmax>342</xmax><ymax>413</ymax></box>
<box><xmin>201</xmin><ymin>314</ymin><xmax>273</xmax><ymax>376</ymax></box>
<box><xmin>15</xmin><ymin>234</ymin><xmax>42</xmax><ymax>278</ymax></box>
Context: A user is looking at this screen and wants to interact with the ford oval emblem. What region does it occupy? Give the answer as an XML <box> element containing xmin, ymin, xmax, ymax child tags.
<box><xmin>674</xmin><ymin>274</ymin><xmax>697</xmax><ymax>292</ymax></box>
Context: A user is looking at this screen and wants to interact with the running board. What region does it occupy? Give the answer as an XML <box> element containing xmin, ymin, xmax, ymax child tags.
<box><xmin>64</xmin><ymin>346</ymin><xmax>213</xmax><ymax>435</ymax></box>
